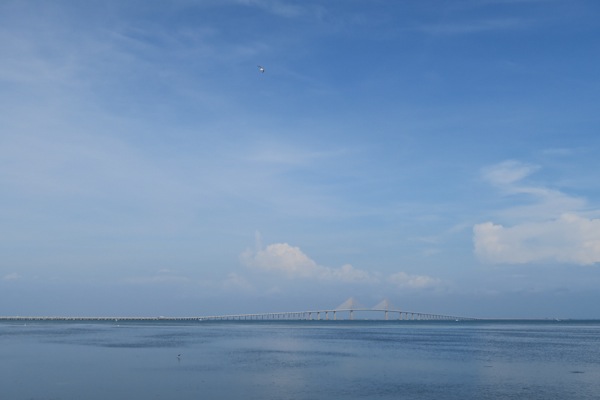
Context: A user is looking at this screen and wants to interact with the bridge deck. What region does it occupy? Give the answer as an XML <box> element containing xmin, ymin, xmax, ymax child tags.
<box><xmin>0</xmin><ymin>309</ymin><xmax>476</xmax><ymax>322</ymax></box>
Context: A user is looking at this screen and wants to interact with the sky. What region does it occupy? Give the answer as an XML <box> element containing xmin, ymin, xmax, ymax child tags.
<box><xmin>2</xmin><ymin>0</ymin><xmax>600</xmax><ymax>319</ymax></box>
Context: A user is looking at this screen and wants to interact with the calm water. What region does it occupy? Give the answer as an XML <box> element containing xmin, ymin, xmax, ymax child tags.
<box><xmin>1</xmin><ymin>320</ymin><xmax>600</xmax><ymax>399</ymax></box>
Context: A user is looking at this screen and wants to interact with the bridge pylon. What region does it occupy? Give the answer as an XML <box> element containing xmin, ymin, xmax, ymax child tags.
<box><xmin>335</xmin><ymin>297</ymin><xmax>366</xmax><ymax>320</ymax></box>
<box><xmin>373</xmin><ymin>299</ymin><xmax>397</xmax><ymax>320</ymax></box>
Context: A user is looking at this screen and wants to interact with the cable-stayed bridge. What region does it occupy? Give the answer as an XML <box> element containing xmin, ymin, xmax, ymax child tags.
<box><xmin>196</xmin><ymin>298</ymin><xmax>474</xmax><ymax>321</ymax></box>
<box><xmin>0</xmin><ymin>298</ymin><xmax>475</xmax><ymax>322</ymax></box>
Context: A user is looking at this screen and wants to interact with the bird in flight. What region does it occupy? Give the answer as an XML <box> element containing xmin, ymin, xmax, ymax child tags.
<box><xmin>257</xmin><ymin>65</ymin><xmax>265</xmax><ymax>73</ymax></box>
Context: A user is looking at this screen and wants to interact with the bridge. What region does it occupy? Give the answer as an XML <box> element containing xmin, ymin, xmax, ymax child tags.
<box><xmin>194</xmin><ymin>298</ymin><xmax>474</xmax><ymax>321</ymax></box>
<box><xmin>0</xmin><ymin>298</ymin><xmax>475</xmax><ymax>322</ymax></box>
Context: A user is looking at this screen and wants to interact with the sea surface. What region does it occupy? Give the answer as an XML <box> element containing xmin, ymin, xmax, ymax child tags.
<box><xmin>1</xmin><ymin>320</ymin><xmax>600</xmax><ymax>399</ymax></box>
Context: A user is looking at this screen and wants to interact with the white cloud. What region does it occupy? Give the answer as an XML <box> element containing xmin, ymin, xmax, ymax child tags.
<box><xmin>241</xmin><ymin>240</ymin><xmax>445</xmax><ymax>290</ymax></box>
<box><xmin>241</xmin><ymin>242</ymin><xmax>320</xmax><ymax>278</ymax></box>
<box><xmin>388</xmin><ymin>272</ymin><xmax>440</xmax><ymax>289</ymax></box>
<box><xmin>240</xmin><ymin>242</ymin><xmax>378</xmax><ymax>283</ymax></box>
<box><xmin>475</xmin><ymin>160</ymin><xmax>600</xmax><ymax>265</ymax></box>
<box><xmin>474</xmin><ymin>214</ymin><xmax>600</xmax><ymax>265</ymax></box>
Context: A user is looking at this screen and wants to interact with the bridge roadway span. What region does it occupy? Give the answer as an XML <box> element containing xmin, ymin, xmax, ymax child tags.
<box><xmin>0</xmin><ymin>308</ymin><xmax>475</xmax><ymax>322</ymax></box>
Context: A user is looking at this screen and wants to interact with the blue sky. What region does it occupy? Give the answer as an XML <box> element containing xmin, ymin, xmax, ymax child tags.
<box><xmin>2</xmin><ymin>0</ymin><xmax>600</xmax><ymax>318</ymax></box>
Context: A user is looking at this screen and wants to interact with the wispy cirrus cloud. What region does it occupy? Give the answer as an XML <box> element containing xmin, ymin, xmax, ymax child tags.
<box><xmin>121</xmin><ymin>271</ymin><xmax>192</xmax><ymax>285</ymax></box>
<box><xmin>482</xmin><ymin>160</ymin><xmax>539</xmax><ymax>187</ymax></box>
<box><xmin>223</xmin><ymin>272</ymin><xmax>256</xmax><ymax>292</ymax></box>
<box><xmin>474</xmin><ymin>160</ymin><xmax>600</xmax><ymax>265</ymax></box>
<box><xmin>414</xmin><ymin>17</ymin><xmax>531</xmax><ymax>35</ymax></box>
<box><xmin>235</xmin><ymin>0</ymin><xmax>323</xmax><ymax>19</ymax></box>
<box><xmin>3</xmin><ymin>272</ymin><xmax>21</xmax><ymax>281</ymax></box>
<box><xmin>387</xmin><ymin>272</ymin><xmax>441</xmax><ymax>289</ymax></box>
